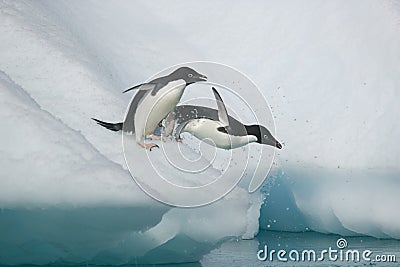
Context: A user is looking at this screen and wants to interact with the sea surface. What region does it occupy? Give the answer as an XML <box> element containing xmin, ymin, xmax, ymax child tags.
<box><xmin>201</xmin><ymin>230</ymin><xmax>400</xmax><ymax>266</ymax></box>
<box><xmin>8</xmin><ymin>231</ymin><xmax>399</xmax><ymax>267</ymax></box>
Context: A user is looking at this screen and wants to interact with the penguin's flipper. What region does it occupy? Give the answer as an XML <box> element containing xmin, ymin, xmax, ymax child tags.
<box><xmin>123</xmin><ymin>83</ymin><xmax>156</xmax><ymax>93</ymax></box>
<box><xmin>91</xmin><ymin>118</ymin><xmax>123</xmax><ymax>132</ymax></box>
<box><xmin>211</xmin><ymin>87</ymin><xmax>229</xmax><ymax>127</ymax></box>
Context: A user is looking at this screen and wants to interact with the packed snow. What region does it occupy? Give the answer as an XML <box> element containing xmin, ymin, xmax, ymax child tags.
<box><xmin>0</xmin><ymin>0</ymin><xmax>400</xmax><ymax>265</ymax></box>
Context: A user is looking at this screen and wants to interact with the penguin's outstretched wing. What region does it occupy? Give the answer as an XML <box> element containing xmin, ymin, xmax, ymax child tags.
<box><xmin>122</xmin><ymin>83</ymin><xmax>157</xmax><ymax>93</ymax></box>
<box><xmin>123</xmin><ymin>76</ymin><xmax>170</xmax><ymax>95</ymax></box>
<box><xmin>212</xmin><ymin>87</ymin><xmax>229</xmax><ymax>127</ymax></box>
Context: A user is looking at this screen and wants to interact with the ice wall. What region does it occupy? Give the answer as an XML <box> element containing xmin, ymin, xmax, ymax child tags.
<box><xmin>1</xmin><ymin>0</ymin><xmax>400</xmax><ymax>264</ymax></box>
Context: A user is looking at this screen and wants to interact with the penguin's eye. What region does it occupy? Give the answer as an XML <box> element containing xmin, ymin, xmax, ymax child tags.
<box><xmin>263</xmin><ymin>134</ymin><xmax>268</xmax><ymax>139</ymax></box>
<box><xmin>188</xmin><ymin>73</ymin><xmax>193</xmax><ymax>78</ymax></box>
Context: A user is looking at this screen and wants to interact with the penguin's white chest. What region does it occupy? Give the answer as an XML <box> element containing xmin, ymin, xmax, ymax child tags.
<box><xmin>135</xmin><ymin>79</ymin><xmax>186</xmax><ymax>139</ymax></box>
<box><xmin>183</xmin><ymin>119</ymin><xmax>257</xmax><ymax>149</ymax></box>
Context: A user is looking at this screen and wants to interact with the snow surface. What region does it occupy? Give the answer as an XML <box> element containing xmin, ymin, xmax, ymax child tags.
<box><xmin>0</xmin><ymin>0</ymin><xmax>400</xmax><ymax>265</ymax></box>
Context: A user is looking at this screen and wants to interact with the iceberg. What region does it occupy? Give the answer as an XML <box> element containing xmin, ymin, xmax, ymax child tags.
<box><xmin>1</xmin><ymin>0</ymin><xmax>400</xmax><ymax>265</ymax></box>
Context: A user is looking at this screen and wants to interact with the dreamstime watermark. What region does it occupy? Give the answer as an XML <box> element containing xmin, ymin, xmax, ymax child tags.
<box><xmin>122</xmin><ymin>62</ymin><xmax>278</xmax><ymax>207</ymax></box>
<box><xmin>257</xmin><ymin>238</ymin><xmax>397</xmax><ymax>263</ymax></box>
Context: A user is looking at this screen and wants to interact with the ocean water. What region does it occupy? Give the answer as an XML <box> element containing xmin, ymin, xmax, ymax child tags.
<box><xmin>201</xmin><ymin>230</ymin><xmax>400</xmax><ymax>266</ymax></box>
<box><xmin>5</xmin><ymin>232</ymin><xmax>399</xmax><ymax>267</ymax></box>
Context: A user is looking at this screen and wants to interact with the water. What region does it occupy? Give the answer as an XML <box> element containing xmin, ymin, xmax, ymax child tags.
<box><xmin>201</xmin><ymin>230</ymin><xmax>400</xmax><ymax>266</ymax></box>
<box><xmin>7</xmin><ymin>231</ymin><xmax>399</xmax><ymax>266</ymax></box>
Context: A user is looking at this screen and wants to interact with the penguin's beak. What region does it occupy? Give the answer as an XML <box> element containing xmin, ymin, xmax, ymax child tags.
<box><xmin>275</xmin><ymin>141</ymin><xmax>282</xmax><ymax>149</ymax></box>
<box><xmin>198</xmin><ymin>74</ymin><xmax>207</xmax><ymax>81</ymax></box>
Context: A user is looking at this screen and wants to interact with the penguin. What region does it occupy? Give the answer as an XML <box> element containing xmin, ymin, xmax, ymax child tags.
<box><xmin>92</xmin><ymin>67</ymin><xmax>207</xmax><ymax>150</ymax></box>
<box><xmin>92</xmin><ymin>90</ymin><xmax>282</xmax><ymax>150</ymax></box>
<box><xmin>174</xmin><ymin>87</ymin><xmax>282</xmax><ymax>150</ymax></box>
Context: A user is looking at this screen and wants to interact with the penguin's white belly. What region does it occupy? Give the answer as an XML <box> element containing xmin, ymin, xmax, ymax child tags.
<box><xmin>183</xmin><ymin>119</ymin><xmax>257</xmax><ymax>149</ymax></box>
<box><xmin>135</xmin><ymin>79</ymin><xmax>186</xmax><ymax>140</ymax></box>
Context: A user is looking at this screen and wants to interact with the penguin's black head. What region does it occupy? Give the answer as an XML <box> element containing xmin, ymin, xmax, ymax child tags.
<box><xmin>245</xmin><ymin>125</ymin><xmax>282</xmax><ymax>149</ymax></box>
<box><xmin>170</xmin><ymin>67</ymin><xmax>207</xmax><ymax>85</ymax></box>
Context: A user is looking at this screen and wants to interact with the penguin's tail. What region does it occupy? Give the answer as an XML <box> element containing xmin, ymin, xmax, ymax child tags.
<box><xmin>91</xmin><ymin>118</ymin><xmax>123</xmax><ymax>132</ymax></box>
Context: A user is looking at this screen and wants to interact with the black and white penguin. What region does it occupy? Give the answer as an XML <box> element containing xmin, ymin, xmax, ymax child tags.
<box><xmin>173</xmin><ymin>87</ymin><xmax>282</xmax><ymax>150</ymax></box>
<box><xmin>92</xmin><ymin>67</ymin><xmax>207</xmax><ymax>150</ymax></box>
